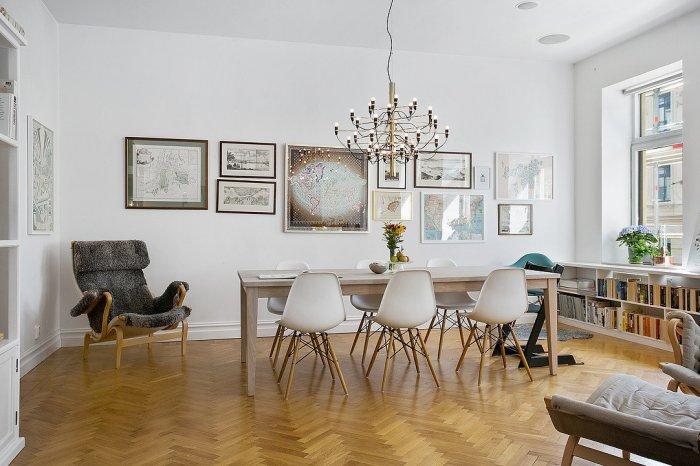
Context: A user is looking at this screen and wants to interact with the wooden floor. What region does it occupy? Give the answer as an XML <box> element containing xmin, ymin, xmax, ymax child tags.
<box><xmin>15</xmin><ymin>328</ymin><xmax>673</xmax><ymax>465</ymax></box>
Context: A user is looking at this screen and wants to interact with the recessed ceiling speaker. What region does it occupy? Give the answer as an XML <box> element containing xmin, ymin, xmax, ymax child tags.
<box><xmin>538</xmin><ymin>34</ymin><xmax>571</xmax><ymax>45</ymax></box>
<box><xmin>516</xmin><ymin>1</ymin><xmax>539</xmax><ymax>9</ymax></box>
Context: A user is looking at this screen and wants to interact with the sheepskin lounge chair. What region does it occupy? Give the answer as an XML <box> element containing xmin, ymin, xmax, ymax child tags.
<box><xmin>662</xmin><ymin>311</ymin><xmax>700</xmax><ymax>396</ymax></box>
<box><xmin>70</xmin><ymin>240</ymin><xmax>191</xmax><ymax>368</ymax></box>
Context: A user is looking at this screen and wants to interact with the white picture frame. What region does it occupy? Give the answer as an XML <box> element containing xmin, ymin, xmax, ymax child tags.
<box><xmin>495</xmin><ymin>152</ymin><xmax>554</xmax><ymax>201</ymax></box>
<box><xmin>377</xmin><ymin>158</ymin><xmax>407</xmax><ymax>189</ymax></box>
<box><xmin>473</xmin><ymin>166</ymin><xmax>491</xmax><ymax>190</ymax></box>
<box><xmin>284</xmin><ymin>144</ymin><xmax>369</xmax><ymax>233</ymax></box>
<box><xmin>420</xmin><ymin>192</ymin><xmax>485</xmax><ymax>243</ymax></box>
<box><xmin>372</xmin><ymin>190</ymin><xmax>412</xmax><ymax>221</ymax></box>
<box><xmin>28</xmin><ymin>115</ymin><xmax>55</xmax><ymax>235</ymax></box>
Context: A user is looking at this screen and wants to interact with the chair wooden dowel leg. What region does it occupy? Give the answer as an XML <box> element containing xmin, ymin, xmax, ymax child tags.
<box><xmin>396</xmin><ymin>329</ymin><xmax>412</xmax><ymax>363</ymax></box>
<box><xmin>381</xmin><ymin>329</ymin><xmax>395</xmax><ymax>391</ymax></box>
<box><xmin>350</xmin><ymin>313</ymin><xmax>366</xmax><ymax>355</ymax></box>
<box><xmin>310</xmin><ymin>333</ymin><xmax>326</xmax><ymax>367</ymax></box>
<box><xmin>408</xmin><ymin>329</ymin><xmax>420</xmax><ymax>373</ymax></box>
<box><xmin>509</xmin><ymin>331</ymin><xmax>533</xmax><ymax>382</ymax></box>
<box><xmin>321</xmin><ymin>333</ymin><xmax>336</xmax><ymax>380</ymax></box>
<box><xmin>497</xmin><ymin>325</ymin><xmax>507</xmax><ymax>369</ymax></box>
<box><xmin>456</xmin><ymin>325</ymin><xmax>476</xmax><ymax>372</ymax></box>
<box><xmin>438</xmin><ymin>309</ymin><xmax>448</xmax><ymax>360</ymax></box>
<box><xmin>82</xmin><ymin>334</ymin><xmax>91</xmax><ymax>361</ymax></box>
<box><xmin>272</xmin><ymin>326</ymin><xmax>286</xmax><ymax>369</ymax></box>
<box><xmin>456</xmin><ymin>312</ymin><xmax>465</xmax><ymax>347</ymax></box>
<box><xmin>181</xmin><ymin>320</ymin><xmax>188</xmax><ymax>356</ymax></box>
<box><xmin>561</xmin><ymin>436</ymin><xmax>579</xmax><ymax>466</ymax></box>
<box><xmin>269</xmin><ymin>325</ymin><xmax>282</xmax><ymax>358</ymax></box>
<box><xmin>366</xmin><ymin>328</ymin><xmax>386</xmax><ymax>377</ymax></box>
<box><xmin>425</xmin><ymin>313</ymin><xmax>437</xmax><ymax>342</ymax></box>
<box><xmin>416</xmin><ymin>329</ymin><xmax>439</xmax><ymax>388</ymax></box>
<box><xmin>362</xmin><ymin>317</ymin><xmax>372</xmax><ymax>365</ymax></box>
<box><xmin>478</xmin><ymin>325</ymin><xmax>490</xmax><ymax>386</ymax></box>
<box><xmin>325</xmin><ymin>334</ymin><xmax>348</xmax><ymax>395</ymax></box>
<box><xmin>284</xmin><ymin>334</ymin><xmax>301</xmax><ymax>399</ymax></box>
<box><xmin>278</xmin><ymin>331</ymin><xmax>296</xmax><ymax>383</ymax></box>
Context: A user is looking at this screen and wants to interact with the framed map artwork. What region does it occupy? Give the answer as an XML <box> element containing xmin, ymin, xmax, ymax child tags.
<box><xmin>125</xmin><ymin>137</ymin><xmax>208</xmax><ymax>209</ymax></box>
<box><xmin>421</xmin><ymin>192</ymin><xmax>485</xmax><ymax>243</ymax></box>
<box><xmin>29</xmin><ymin>116</ymin><xmax>55</xmax><ymax>234</ymax></box>
<box><xmin>495</xmin><ymin>152</ymin><xmax>553</xmax><ymax>201</ymax></box>
<box><xmin>285</xmin><ymin>144</ymin><xmax>369</xmax><ymax>233</ymax></box>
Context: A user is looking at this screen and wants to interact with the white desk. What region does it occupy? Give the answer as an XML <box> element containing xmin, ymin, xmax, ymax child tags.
<box><xmin>238</xmin><ymin>266</ymin><xmax>560</xmax><ymax>396</ymax></box>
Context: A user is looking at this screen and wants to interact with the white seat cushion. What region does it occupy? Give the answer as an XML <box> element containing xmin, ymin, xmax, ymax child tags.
<box><xmin>267</xmin><ymin>297</ymin><xmax>286</xmax><ymax>315</ymax></box>
<box><xmin>350</xmin><ymin>294</ymin><xmax>382</xmax><ymax>312</ymax></box>
<box><xmin>435</xmin><ymin>292</ymin><xmax>476</xmax><ymax>310</ymax></box>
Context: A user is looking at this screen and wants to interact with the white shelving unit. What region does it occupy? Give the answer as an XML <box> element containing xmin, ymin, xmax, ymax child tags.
<box><xmin>0</xmin><ymin>10</ymin><xmax>25</xmax><ymax>465</ymax></box>
<box><xmin>557</xmin><ymin>262</ymin><xmax>700</xmax><ymax>352</ymax></box>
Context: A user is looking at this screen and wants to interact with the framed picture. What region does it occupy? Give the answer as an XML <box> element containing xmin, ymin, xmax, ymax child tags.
<box><xmin>498</xmin><ymin>204</ymin><xmax>533</xmax><ymax>235</ymax></box>
<box><xmin>219</xmin><ymin>141</ymin><xmax>276</xmax><ymax>179</ymax></box>
<box><xmin>285</xmin><ymin>144</ymin><xmax>369</xmax><ymax>233</ymax></box>
<box><xmin>474</xmin><ymin>166</ymin><xmax>491</xmax><ymax>190</ymax></box>
<box><xmin>415</xmin><ymin>151</ymin><xmax>472</xmax><ymax>189</ymax></box>
<box><xmin>125</xmin><ymin>137</ymin><xmax>208</xmax><ymax>210</ymax></box>
<box><xmin>377</xmin><ymin>158</ymin><xmax>407</xmax><ymax>189</ymax></box>
<box><xmin>421</xmin><ymin>192</ymin><xmax>485</xmax><ymax>243</ymax></box>
<box><xmin>28</xmin><ymin>116</ymin><xmax>55</xmax><ymax>234</ymax></box>
<box><xmin>216</xmin><ymin>180</ymin><xmax>276</xmax><ymax>214</ymax></box>
<box><xmin>372</xmin><ymin>190</ymin><xmax>412</xmax><ymax>221</ymax></box>
<box><xmin>495</xmin><ymin>152</ymin><xmax>553</xmax><ymax>200</ymax></box>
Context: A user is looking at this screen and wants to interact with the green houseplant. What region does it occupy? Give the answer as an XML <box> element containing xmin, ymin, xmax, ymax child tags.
<box><xmin>616</xmin><ymin>225</ymin><xmax>660</xmax><ymax>264</ymax></box>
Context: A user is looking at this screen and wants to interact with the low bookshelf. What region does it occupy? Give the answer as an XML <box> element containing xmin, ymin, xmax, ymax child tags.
<box><xmin>556</xmin><ymin>262</ymin><xmax>700</xmax><ymax>351</ymax></box>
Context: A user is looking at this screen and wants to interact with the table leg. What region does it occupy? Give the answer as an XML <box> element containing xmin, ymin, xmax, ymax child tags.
<box><xmin>240</xmin><ymin>283</ymin><xmax>247</xmax><ymax>364</ymax></box>
<box><xmin>245</xmin><ymin>286</ymin><xmax>259</xmax><ymax>396</ymax></box>
<box><xmin>544</xmin><ymin>278</ymin><xmax>558</xmax><ymax>375</ymax></box>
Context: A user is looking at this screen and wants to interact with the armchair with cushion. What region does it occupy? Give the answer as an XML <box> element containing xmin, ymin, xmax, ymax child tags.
<box><xmin>70</xmin><ymin>240</ymin><xmax>191</xmax><ymax>368</ymax></box>
<box><xmin>661</xmin><ymin>311</ymin><xmax>700</xmax><ymax>396</ymax></box>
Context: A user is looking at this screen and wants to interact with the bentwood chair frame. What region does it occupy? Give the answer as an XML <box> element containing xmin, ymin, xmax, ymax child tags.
<box><xmin>663</xmin><ymin>312</ymin><xmax>700</xmax><ymax>396</ymax></box>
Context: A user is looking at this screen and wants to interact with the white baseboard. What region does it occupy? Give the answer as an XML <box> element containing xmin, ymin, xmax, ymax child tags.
<box><xmin>0</xmin><ymin>436</ymin><xmax>25</xmax><ymax>466</ymax></box>
<box><xmin>20</xmin><ymin>330</ymin><xmax>61</xmax><ymax>377</ymax></box>
<box><xmin>59</xmin><ymin>313</ymin><xmax>537</xmax><ymax>348</ymax></box>
<box><xmin>59</xmin><ymin>317</ymin><xmax>366</xmax><ymax>347</ymax></box>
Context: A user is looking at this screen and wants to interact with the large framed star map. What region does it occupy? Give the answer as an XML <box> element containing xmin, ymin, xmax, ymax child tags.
<box><xmin>285</xmin><ymin>144</ymin><xmax>369</xmax><ymax>233</ymax></box>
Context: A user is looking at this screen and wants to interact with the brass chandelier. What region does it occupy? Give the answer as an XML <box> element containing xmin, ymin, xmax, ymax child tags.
<box><xmin>334</xmin><ymin>0</ymin><xmax>450</xmax><ymax>177</ymax></box>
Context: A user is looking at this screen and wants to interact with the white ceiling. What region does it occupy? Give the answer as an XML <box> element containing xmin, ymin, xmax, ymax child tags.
<box><xmin>42</xmin><ymin>0</ymin><xmax>700</xmax><ymax>63</ymax></box>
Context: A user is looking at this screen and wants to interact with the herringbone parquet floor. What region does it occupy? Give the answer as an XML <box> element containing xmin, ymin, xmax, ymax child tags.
<box><xmin>15</xmin><ymin>329</ymin><xmax>672</xmax><ymax>465</ymax></box>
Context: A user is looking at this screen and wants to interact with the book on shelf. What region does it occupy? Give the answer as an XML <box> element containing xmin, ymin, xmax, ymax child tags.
<box><xmin>559</xmin><ymin>278</ymin><xmax>595</xmax><ymax>291</ymax></box>
<box><xmin>585</xmin><ymin>300</ymin><xmax>619</xmax><ymax>329</ymax></box>
<box><xmin>621</xmin><ymin>310</ymin><xmax>669</xmax><ymax>342</ymax></box>
<box><xmin>0</xmin><ymin>91</ymin><xmax>16</xmax><ymax>139</ymax></box>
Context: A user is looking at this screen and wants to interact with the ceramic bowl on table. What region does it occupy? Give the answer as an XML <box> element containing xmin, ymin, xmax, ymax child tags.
<box><xmin>369</xmin><ymin>262</ymin><xmax>388</xmax><ymax>274</ymax></box>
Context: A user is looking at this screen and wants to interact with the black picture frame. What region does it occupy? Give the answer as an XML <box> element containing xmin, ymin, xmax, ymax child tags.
<box><xmin>414</xmin><ymin>151</ymin><xmax>472</xmax><ymax>189</ymax></box>
<box><xmin>219</xmin><ymin>140</ymin><xmax>276</xmax><ymax>179</ymax></box>
<box><xmin>216</xmin><ymin>179</ymin><xmax>276</xmax><ymax>215</ymax></box>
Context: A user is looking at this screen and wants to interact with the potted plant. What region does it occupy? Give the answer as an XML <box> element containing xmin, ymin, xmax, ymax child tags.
<box><xmin>383</xmin><ymin>222</ymin><xmax>406</xmax><ymax>263</ymax></box>
<box><xmin>616</xmin><ymin>225</ymin><xmax>660</xmax><ymax>265</ymax></box>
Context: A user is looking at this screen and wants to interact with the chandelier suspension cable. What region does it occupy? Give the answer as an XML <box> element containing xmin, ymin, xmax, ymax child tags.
<box><xmin>333</xmin><ymin>0</ymin><xmax>451</xmax><ymax>176</ymax></box>
<box><xmin>386</xmin><ymin>0</ymin><xmax>394</xmax><ymax>83</ymax></box>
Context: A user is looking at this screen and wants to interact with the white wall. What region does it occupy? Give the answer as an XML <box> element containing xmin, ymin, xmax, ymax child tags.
<box><xmin>574</xmin><ymin>10</ymin><xmax>700</xmax><ymax>262</ymax></box>
<box><xmin>57</xmin><ymin>24</ymin><xmax>575</xmax><ymax>343</ymax></box>
<box><xmin>3</xmin><ymin>0</ymin><xmax>61</xmax><ymax>372</ymax></box>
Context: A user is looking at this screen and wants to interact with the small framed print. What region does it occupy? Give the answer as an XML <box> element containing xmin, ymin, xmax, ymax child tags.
<box><xmin>377</xmin><ymin>158</ymin><xmax>407</xmax><ymax>189</ymax></box>
<box><xmin>220</xmin><ymin>141</ymin><xmax>276</xmax><ymax>178</ymax></box>
<box><xmin>474</xmin><ymin>166</ymin><xmax>491</xmax><ymax>190</ymax></box>
<box><xmin>498</xmin><ymin>204</ymin><xmax>533</xmax><ymax>235</ymax></box>
<box><xmin>125</xmin><ymin>137</ymin><xmax>208</xmax><ymax>210</ymax></box>
<box><xmin>372</xmin><ymin>190</ymin><xmax>412</xmax><ymax>221</ymax></box>
<box><xmin>216</xmin><ymin>179</ymin><xmax>276</xmax><ymax>214</ymax></box>
<box><xmin>415</xmin><ymin>151</ymin><xmax>472</xmax><ymax>189</ymax></box>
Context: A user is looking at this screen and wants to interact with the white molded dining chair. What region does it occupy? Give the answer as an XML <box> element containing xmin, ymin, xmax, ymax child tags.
<box><xmin>349</xmin><ymin>259</ymin><xmax>384</xmax><ymax>364</ymax></box>
<box><xmin>276</xmin><ymin>272</ymin><xmax>348</xmax><ymax>399</ymax></box>
<box><xmin>455</xmin><ymin>268</ymin><xmax>533</xmax><ymax>386</ymax></box>
<box><xmin>425</xmin><ymin>258</ymin><xmax>476</xmax><ymax>359</ymax></box>
<box><xmin>366</xmin><ymin>270</ymin><xmax>439</xmax><ymax>391</ymax></box>
<box><xmin>268</xmin><ymin>261</ymin><xmax>309</xmax><ymax>368</ymax></box>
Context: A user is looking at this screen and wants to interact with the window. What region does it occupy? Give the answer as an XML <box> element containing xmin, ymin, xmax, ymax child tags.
<box><xmin>632</xmin><ymin>75</ymin><xmax>683</xmax><ymax>263</ymax></box>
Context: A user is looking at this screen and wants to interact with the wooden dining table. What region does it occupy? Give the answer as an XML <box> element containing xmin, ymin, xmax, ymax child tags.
<box><xmin>238</xmin><ymin>266</ymin><xmax>560</xmax><ymax>396</ymax></box>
